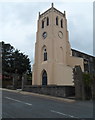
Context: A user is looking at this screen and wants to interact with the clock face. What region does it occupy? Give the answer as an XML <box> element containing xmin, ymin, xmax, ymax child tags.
<box><xmin>42</xmin><ymin>32</ymin><xmax>47</xmax><ymax>39</ymax></box>
<box><xmin>58</xmin><ymin>31</ymin><xmax>63</xmax><ymax>39</ymax></box>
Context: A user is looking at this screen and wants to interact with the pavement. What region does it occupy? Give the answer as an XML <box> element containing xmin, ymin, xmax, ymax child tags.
<box><xmin>1</xmin><ymin>88</ymin><xmax>93</xmax><ymax>119</ymax></box>
<box><xmin>3</xmin><ymin>88</ymin><xmax>76</xmax><ymax>103</ymax></box>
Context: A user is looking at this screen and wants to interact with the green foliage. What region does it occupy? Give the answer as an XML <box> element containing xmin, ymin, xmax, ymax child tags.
<box><xmin>2</xmin><ymin>41</ymin><xmax>15</xmax><ymax>75</ymax></box>
<box><xmin>2</xmin><ymin>41</ymin><xmax>31</xmax><ymax>78</ymax></box>
<box><xmin>27</xmin><ymin>72</ymin><xmax>32</xmax><ymax>81</ymax></box>
<box><xmin>83</xmin><ymin>73</ymin><xmax>92</xmax><ymax>87</ymax></box>
<box><xmin>12</xmin><ymin>49</ymin><xmax>31</xmax><ymax>75</ymax></box>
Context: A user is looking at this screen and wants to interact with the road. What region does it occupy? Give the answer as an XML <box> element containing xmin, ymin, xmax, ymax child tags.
<box><xmin>2</xmin><ymin>89</ymin><xmax>93</xmax><ymax>119</ymax></box>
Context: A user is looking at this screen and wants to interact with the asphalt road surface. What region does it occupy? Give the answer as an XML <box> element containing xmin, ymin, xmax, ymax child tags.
<box><xmin>2</xmin><ymin>89</ymin><xmax>93</xmax><ymax>119</ymax></box>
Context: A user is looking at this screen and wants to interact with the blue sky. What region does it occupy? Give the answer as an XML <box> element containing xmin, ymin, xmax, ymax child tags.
<box><xmin>0</xmin><ymin>2</ymin><xmax>93</xmax><ymax>65</ymax></box>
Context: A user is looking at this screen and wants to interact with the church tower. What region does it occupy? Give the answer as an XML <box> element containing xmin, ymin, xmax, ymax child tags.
<box><xmin>32</xmin><ymin>3</ymin><xmax>84</xmax><ymax>86</ymax></box>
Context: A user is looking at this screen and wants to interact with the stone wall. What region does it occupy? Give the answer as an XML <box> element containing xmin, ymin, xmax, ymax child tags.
<box><xmin>23</xmin><ymin>85</ymin><xmax>75</xmax><ymax>98</ymax></box>
<box><xmin>73</xmin><ymin>66</ymin><xmax>85</xmax><ymax>100</ymax></box>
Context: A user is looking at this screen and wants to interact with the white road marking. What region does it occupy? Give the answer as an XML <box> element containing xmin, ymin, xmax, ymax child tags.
<box><xmin>51</xmin><ymin>110</ymin><xmax>78</xmax><ymax>118</ymax></box>
<box><xmin>25</xmin><ymin>103</ymin><xmax>33</xmax><ymax>106</ymax></box>
<box><xmin>5</xmin><ymin>97</ymin><xmax>32</xmax><ymax>106</ymax></box>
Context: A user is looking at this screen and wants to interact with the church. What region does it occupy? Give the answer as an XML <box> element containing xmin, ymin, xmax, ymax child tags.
<box><xmin>32</xmin><ymin>3</ymin><xmax>84</xmax><ymax>86</ymax></box>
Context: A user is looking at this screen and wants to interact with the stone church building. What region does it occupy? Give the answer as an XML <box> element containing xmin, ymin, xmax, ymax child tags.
<box><xmin>32</xmin><ymin>3</ymin><xmax>84</xmax><ymax>86</ymax></box>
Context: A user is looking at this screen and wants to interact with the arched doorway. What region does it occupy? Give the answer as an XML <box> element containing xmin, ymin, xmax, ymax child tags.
<box><xmin>42</xmin><ymin>70</ymin><xmax>47</xmax><ymax>85</ymax></box>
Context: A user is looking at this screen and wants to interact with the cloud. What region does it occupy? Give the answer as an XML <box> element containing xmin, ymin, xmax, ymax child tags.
<box><xmin>0</xmin><ymin>2</ymin><xmax>93</xmax><ymax>67</ymax></box>
<box><xmin>62</xmin><ymin>2</ymin><xmax>93</xmax><ymax>55</ymax></box>
<box><xmin>0</xmin><ymin>3</ymin><xmax>38</xmax><ymax>64</ymax></box>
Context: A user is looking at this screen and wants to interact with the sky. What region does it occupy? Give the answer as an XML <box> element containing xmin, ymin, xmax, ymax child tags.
<box><xmin>0</xmin><ymin>2</ymin><xmax>93</xmax><ymax>65</ymax></box>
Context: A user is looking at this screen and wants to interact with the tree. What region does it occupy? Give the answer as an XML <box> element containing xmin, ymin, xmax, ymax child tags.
<box><xmin>12</xmin><ymin>49</ymin><xmax>31</xmax><ymax>75</ymax></box>
<box><xmin>93</xmin><ymin>58</ymin><xmax>95</xmax><ymax>99</ymax></box>
<box><xmin>83</xmin><ymin>73</ymin><xmax>93</xmax><ymax>99</ymax></box>
<box><xmin>83</xmin><ymin>73</ymin><xmax>92</xmax><ymax>87</ymax></box>
<box><xmin>2</xmin><ymin>41</ymin><xmax>15</xmax><ymax>76</ymax></box>
<box><xmin>2</xmin><ymin>41</ymin><xmax>31</xmax><ymax>87</ymax></box>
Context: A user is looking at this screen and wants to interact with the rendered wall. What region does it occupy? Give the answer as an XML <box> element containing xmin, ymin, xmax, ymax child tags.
<box><xmin>32</xmin><ymin>6</ymin><xmax>84</xmax><ymax>86</ymax></box>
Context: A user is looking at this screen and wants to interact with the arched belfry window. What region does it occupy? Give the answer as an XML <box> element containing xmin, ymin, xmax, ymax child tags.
<box><xmin>56</xmin><ymin>16</ymin><xmax>58</xmax><ymax>25</ymax></box>
<box><xmin>42</xmin><ymin>46</ymin><xmax>47</xmax><ymax>61</ymax></box>
<box><xmin>42</xmin><ymin>70</ymin><xmax>47</xmax><ymax>85</ymax></box>
<box><xmin>47</xmin><ymin>17</ymin><xmax>49</xmax><ymax>26</ymax></box>
<box><xmin>42</xmin><ymin>20</ymin><xmax>44</xmax><ymax>28</ymax></box>
<box><xmin>61</xmin><ymin>19</ymin><xmax>63</xmax><ymax>28</ymax></box>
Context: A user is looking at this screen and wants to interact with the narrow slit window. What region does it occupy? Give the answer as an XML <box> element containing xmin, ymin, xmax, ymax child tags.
<box><xmin>56</xmin><ymin>16</ymin><xmax>58</xmax><ymax>25</ymax></box>
<box><xmin>61</xmin><ymin>19</ymin><xmax>63</xmax><ymax>28</ymax></box>
<box><xmin>42</xmin><ymin>20</ymin><xmax>44</xmax><ymax>28</ymax></box>
<box><xmin>47</xmin><ymin>17</ymin><xmax>49</xmax><ymax>26</ymax></box>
